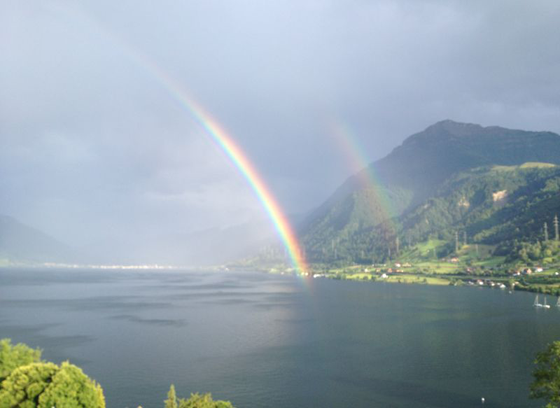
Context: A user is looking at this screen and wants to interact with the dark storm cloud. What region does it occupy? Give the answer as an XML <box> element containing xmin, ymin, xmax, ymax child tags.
<box><xmin>1</xmin><ymin>0</ymin><xmax>559</xmax><ymax>263</ymax></box>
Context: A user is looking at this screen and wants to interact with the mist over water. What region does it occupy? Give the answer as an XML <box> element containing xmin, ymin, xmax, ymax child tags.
<box><xmin>1</xmin><ymin>268</ymin><xmax>558</xmax><ymax>407</ymax></box>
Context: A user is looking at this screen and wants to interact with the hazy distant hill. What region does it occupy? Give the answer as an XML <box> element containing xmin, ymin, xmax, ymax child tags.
<box><xmin>132</xmin><ymin>220</ymin><xmax>280</xmax><ymax>266</ymax></box>
<box><xmin>0</xmin><ymin>215</ymin><xmax>76</xmax><ymax>264</ymax></box>
<box><xmin>301</xmin><ymin>121</ymin><xmax>560</xmax><ymax>263</ymax></box>
<box><xmin>0</xmin><ymin>213</ymin><xmax>301</xmax><ymax>267</ymax></box>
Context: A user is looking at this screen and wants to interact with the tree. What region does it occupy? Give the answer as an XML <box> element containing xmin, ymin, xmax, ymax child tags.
<box><xmin>0</xmin><ymin>339</ymin><xmax>42</xmax><ymax>382</ymax></box>
<box><xmin>0</xmin><ymin>361</ymin><xmax>105</xmax><ymax>408</ymax></box>
<box><xmin>166</xmin><ymin>385</ymin><xmax>178</xmax><ymax>408</ymax></box>
<box><xmin>177</xmin><ymin>393</ymin><xmax>234</xmax><ymax>408</ymax></box>
<box><xmin>38</xmin><ymin>362</ymin><xmax>105</xmax><ymax>408</ymax></box>
<box><xmin>530</xmin><ymin>341</ymin><xmax>560</xmax><ymax>407</ymax></box>
<box><xmin>0</xmin><ymin>362</ymin><xmax>58</xmax><ymax>408</ymax></box>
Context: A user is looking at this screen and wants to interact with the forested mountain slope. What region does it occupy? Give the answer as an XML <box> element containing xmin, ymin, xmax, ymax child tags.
<box><xmin>300</xmin><ymin>121</ymin><xmax>560</xmax><ymax>264</ymax></box>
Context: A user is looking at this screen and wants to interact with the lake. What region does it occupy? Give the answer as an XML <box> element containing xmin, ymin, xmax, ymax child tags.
<box><xmin>1</xmin><ymin>268</ymin><xmax>559</xmax><ymax>407</ymax></box>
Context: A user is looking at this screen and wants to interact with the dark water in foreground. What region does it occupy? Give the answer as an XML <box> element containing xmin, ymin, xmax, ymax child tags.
<box><xmin>1</xmin><ymin>269</ymin><xmax>559</xmax><ymax>408</ymax></box>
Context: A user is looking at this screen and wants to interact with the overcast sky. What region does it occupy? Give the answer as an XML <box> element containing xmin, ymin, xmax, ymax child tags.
<box><xmin>1</xmin><ymin>0</ymin><xmax>560</xmax><ymax>258</ymax></box>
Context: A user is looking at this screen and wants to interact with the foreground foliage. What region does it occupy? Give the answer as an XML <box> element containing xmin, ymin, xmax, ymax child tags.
<box><xmin>165</xmin><ymin>385</ymin><xmax>234</xmax><ymax>408</ymax></box>
<box><xmin>0</xmin><ymin>361</ymin><xmax>105</xmax><ymax>408</ymax></box>
<box><xmin>531</xmin><ymin>341</ymin><xmax>560</xmax><ymax>407</ymax></box>
<box><xmin>0</xmin><ymin>339</ymin><xmax>104</xmax><ymax>407</ymax></box>
<box><xmin>0</xmin><ymin>339</ymin><xmax>41</xmax><ymax>383</ymax></box>
<box><xmin>0</xmin><ymin>339</ymin><xmax>234</xmax><ymax>407</ymax></box>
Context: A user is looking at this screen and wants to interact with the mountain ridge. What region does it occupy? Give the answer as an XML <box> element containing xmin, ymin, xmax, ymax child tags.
<box><xmin>0</xmin><ymin>215</ymin><xmax>78</xmax><ymax>264</ymax></box>
<box><xmin>300</xmin><ymin>120</ymin><xmax>560</xmax><ymax>265</ymax></box>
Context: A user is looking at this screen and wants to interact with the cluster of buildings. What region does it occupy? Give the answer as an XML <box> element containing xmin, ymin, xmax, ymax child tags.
<box><xmin>467</xmin><ymin>279</ymin><xmax>508</xmax><ymax>289</ymax></box>
<box><xmin>511</xmin><ymin>267</ymin><xmax>544</xmax><ymax>276</ymax></box>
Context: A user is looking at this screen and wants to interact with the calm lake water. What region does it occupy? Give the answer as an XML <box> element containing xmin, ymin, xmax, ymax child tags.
<box><xmin>1</xmin><ymin>268</ymin><xmax>559</xmax><ymax>407</ymax></box>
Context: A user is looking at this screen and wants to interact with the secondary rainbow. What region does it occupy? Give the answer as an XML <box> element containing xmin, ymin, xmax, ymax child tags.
<box><xmin>330</xmin><ymin>120</ymin><xmax>398</xmax><ymax>228</ymax></box>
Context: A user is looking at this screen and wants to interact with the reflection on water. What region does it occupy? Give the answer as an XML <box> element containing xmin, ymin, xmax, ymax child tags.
<box><xmin>1</xmin><ymin>268</ymin><xmax>559</xmax><ymax>407</ymax></box>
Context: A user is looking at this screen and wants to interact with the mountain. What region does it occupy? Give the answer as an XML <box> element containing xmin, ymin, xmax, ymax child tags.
<box><xmin>322</xmin><ymin>163</ymin><xmax>560</xmax><ymax>263</ymax></box>
<box><xmin>0</xmin><ymin>215</ymin><xmax>77</xmax><ymax>264</ymax></box>
<box><xmin>301</xmin><ymin>120</ymin><xmax>560</xmax><ymax>263</ymax></box>
<box><xmin>398</xmin><ymin>163</ymin><xmax>560</xmax><ymax>245</ymax></box>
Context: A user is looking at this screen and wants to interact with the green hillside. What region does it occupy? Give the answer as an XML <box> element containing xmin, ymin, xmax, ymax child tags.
<box><xmin>401</xmin><ymin>164</ymin><xmax>560</xmax><ymax>249</ymax></box>
<box><xmin>300</xmin><ymin>120</ymin><xmax>560</xmax><ymax>266</ymax></box>
<box><xmin>303</xmin><ymin>163</ymin><xmax>560</xmax><ymax>264</ymax></box>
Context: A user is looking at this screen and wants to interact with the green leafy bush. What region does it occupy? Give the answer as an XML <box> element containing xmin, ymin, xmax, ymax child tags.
<box><xmin>165</xmin><ymin>385</ymin><xmax>234</xmax><ymax>408</ymax></box>
<box><xmin>0</xmin><ymin>339</ymin><xmax>42</xmax><ymax>382</ymax></box>
<box><xmin>0</xmin><ymin>359</ymin><xmax>105</xmax><ymax>408</ymax></box>
<box><xmin>531</xmin><ymin>341</ymin><xmax>560</xmax><ymax>407</ymax></box>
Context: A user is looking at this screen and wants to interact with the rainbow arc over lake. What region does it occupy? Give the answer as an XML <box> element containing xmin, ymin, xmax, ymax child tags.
<box><xmin>57</xmin><ymin>4</ymin><xmax>308</xmax><ymax>273</ymax></box>
<box><xmin>138</xmin><ymin>59</ymin><xmax>307</xmax><ymax>273</ymax></box>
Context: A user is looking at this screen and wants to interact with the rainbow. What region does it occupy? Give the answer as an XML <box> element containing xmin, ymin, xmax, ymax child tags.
<box><xmin>133</xmin><ymin>58</ymin><xmax>307</xmax><ymax>274</ymax></box>
<box><xmin>54</xmin><ymin>4</ymin><xmax>307</xmax><ymax>273</ymax></box>
<box><xmin>329</xmin><ymin>121</ymin><xmax>398</xmax><ymax>232</ymax></box>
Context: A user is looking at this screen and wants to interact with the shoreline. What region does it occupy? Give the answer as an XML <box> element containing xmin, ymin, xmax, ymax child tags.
<box><xmin>303</xmin><ymin>270</ymin><xmax>560</xmax><ymax>295</ymax></box>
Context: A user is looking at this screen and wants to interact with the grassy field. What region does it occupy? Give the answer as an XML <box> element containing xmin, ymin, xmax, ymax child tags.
<box><xmin>475</xmin><ymin>256</ymin><xmax>506</xmax><ymax>268</ymax></box>
<box><xmin>413</xmin><ymin>261</ymin><xmax>461</xmax><ymax>274</ymax></box>
<box><xmin>401</xmin><ymin>239</ymin><xmax>447</xmax><ymax>261</ymax></box>
<box><xmin>540</xmin><ymin>268</ymin><xmax>560</xmax><ymax>276</ymax></box>
<box><xmin>383</xmin><ymin>274</ymin><xmax>449</xmax><ymax>285</ymax></box>
<box><xmin>345</xmin><ymin>273</ymin><xmax>374</xmax><ymax>280</ymax></box>
<box><xmin>343</xmin><ymin>272</ymin><xmax>450</xmax><ymax>285</ymax></box>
